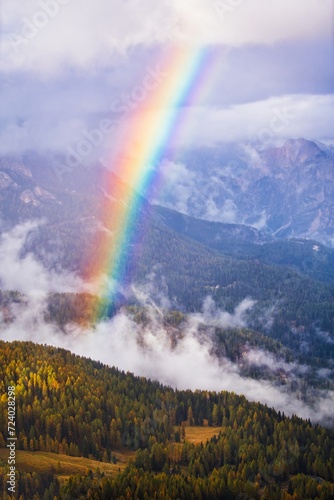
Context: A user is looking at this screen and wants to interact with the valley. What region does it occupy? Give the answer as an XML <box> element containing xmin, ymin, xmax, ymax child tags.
<box><xmin>0</xmin><ymin>146</ymin><xmax>334</xmax><ymax>498</ymax></box>
<box><xmin>2</xmin><ymin>2</ymin><xmax>333</xmax><ymax>497</ymax></box>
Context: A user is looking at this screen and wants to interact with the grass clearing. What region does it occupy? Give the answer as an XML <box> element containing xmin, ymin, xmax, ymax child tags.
<box><xmin>0</xmin><ymin>448</ymin><xmax>135</xmax><ymax>480</ymax></box>
<box><xmin>0</xmin><ymin>427</ymin><xmax>220</xmax><ymax>480</ymax></box>
<box><xmin>182</xmin><ymin>426</ymin><xmax>223</xmax><ymax>444</ymax></box>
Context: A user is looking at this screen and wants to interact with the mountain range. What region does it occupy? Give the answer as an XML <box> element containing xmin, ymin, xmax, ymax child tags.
<box><xmin>0</xmin><ymin>143</ymin><xmax>334</xmax><ymax>381</ymax></box>
<box><xmin>155</xmin><ymin>138</ymin><xmax>334</xmax><ymax>246</ymax></box>
<box><xmin>1</xmin><ymin>140</ymin><xmax>334</xmax><ymax>497</ymax></box>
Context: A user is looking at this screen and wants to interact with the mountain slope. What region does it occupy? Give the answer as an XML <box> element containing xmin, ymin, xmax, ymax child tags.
<box><xmin>0</xmin><ymin>341</ymin><xmax>333</xmax><ymax>499</ymax></box>
<box><xmin>1</xmin><ymin>155</ymin><xmax>334</xmax><ymax>340</ymax></box>
<box><xmin>155</xmin><ymin>139</ymin><xmax>334</xmax><ymax>245</ymax></box>
<box><xmin>154</xmin><ymin>205</ymin><xmax>334</xmax><ymax>284</ymax></box>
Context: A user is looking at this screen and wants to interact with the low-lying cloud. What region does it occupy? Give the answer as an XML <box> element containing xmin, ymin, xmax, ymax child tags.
<box><xmin>2</xmin><ymin>293</ymin><xmax>334</xmax><ymax>427</ymax></box>
<box><xmin>193</xmin><ymin>296</ymin><xmax>255</xmax><ymax>328</ymax></box>
<box><xmin>0</xmin><ymin>220</ymin><xmax>84</xmax><ymax>296</ymax></box>
<box><xmin>0</xmin><ymin>222</ymin><xmax>334</xmax><ymax>427</ymax></box>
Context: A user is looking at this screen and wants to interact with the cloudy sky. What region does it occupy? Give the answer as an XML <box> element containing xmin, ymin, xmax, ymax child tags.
<box><xmin>0</xmin><ymin>0</ymin><xmax>333</xmax><ymax>161</ymax></box>
<box><xmin>1</xmin><ymin>2</ymin><xmax>334</xmax><ymax>423</ymax></box>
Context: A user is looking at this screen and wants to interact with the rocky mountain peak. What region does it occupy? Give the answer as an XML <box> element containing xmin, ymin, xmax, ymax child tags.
<box><xmin>283</xmin><ymin>138</ymin><xmax>324</xmax><ymax>162</ymax></box>
<box><xmin>264</xmin><ymin>138</ymin><xmax>326</xmax><ymax>168</ymax></box>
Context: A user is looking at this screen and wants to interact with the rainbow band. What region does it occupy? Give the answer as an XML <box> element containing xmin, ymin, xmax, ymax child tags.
<box><xmin>92</xmin><ymin>46</ymin><xmax>217</xmax><ymax>321</ymax></box>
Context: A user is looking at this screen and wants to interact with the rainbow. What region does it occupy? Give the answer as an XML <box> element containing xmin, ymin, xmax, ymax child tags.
<box><xmin>89</xmin><ymin>45</ymin><xmax>219</xmax><ymax>321</ymax></box>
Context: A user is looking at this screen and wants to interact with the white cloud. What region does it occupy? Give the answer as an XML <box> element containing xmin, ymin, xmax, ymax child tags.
<box><xmin>153</xmin><ymin>160</ymin><xmax>244</xmax><ymax>223</ymax></box>
<box><xmin>1</xmin><ymin>287</ymin><xmax>333</xmax><ymax>425</ymax></box>
<box><xmin>173</xmin><ymin>94</ymin><xmax>334</xmax><ymax>147</ymax></box>
<box><xmin>173</xmin><ymin>0</ymin><xmax>333</xmax><ymax>46</ymax></box>
<box><xmin>1</xmin><ymin>0</ymin><xmax>177</xmax><ymax>75</ymax></box>
<box><xmin>0</xmin><ymin>221</ymin><xmax>84</xmax><ymax>296</ymax></box>
<box><xmin>1</xmin><ymin>0</ymin><xmax>332</xmax><ymax>75</ymax></box>
<box><xmin>151</xmin><ymin>160</ymin><xmax>196</xmax><ymax>213</ymax></box>
<box><xmin>1</xmin><ymin>93</ymin><xmax>332</xmax><ymax>158</ymax></box>
<box><xmin>191</xmin><ymin>296</ymin><xmax>255</xmax><ymax>329</ymax></box>
<box><xmin>205</xmin><ymin>198</ymin><xmax>238</xmax><ymax>223</ymax></box>
<box><xmin>0</xmin><ymin>225</ymin><xmax>332</xmax><ymax>425</ymax></box>
<box><xmin>245</xmin><ymin>348</ymin><xmax>309</xmax><ymax>375</ymax></box>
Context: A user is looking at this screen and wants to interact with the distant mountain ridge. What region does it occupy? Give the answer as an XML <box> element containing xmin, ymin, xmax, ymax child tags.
<box><xmin>259</xmin><ymin>139</ymin><xmax>334</xmax><ymax>241</ymax></box>
<box><xmin>156</xmin><ymin>138</ymin><xmax>334</xmax><ymax>246</ymax></box>
<box><xmin>154</xmin><ymin>205</ymin><xmax>334</xmax><ymax>284</ymax></box>
<box><xmin>1</xmin><ymin>153</ymin><xmax>334</xmax><ymax>389</ymax></box>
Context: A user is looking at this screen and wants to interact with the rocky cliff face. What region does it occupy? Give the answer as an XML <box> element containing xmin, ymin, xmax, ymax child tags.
<box><xmin>155</xmin><ymin>139</ymin><xmax>334</xmax><ymax>246</ymax></box>
<box><xmin>253</xmin><ymin>139</ymin><xmax>334</xmax><ymax>243</ymax></box>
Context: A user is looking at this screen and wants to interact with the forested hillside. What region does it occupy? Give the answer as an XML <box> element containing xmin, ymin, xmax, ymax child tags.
<box><xmin>0</xmin><ymin>341</ymin><xmax>334</xmax><ymax>499</ymax></box>
<box><xmin>1</xmin><ymin>157</ymin><xmax>334</xmax><ymax>498</ymax></box>
<box><xmin>155</xmin><ymin>205</ymin><xmax>334</xmax><ymax>284</ymax></box>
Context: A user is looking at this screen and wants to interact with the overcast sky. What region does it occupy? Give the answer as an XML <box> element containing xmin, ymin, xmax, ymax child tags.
<box><xmin>0</xmin><ymin>0</ymin><xmax>333</xmax><ymax>160</ymax></box>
